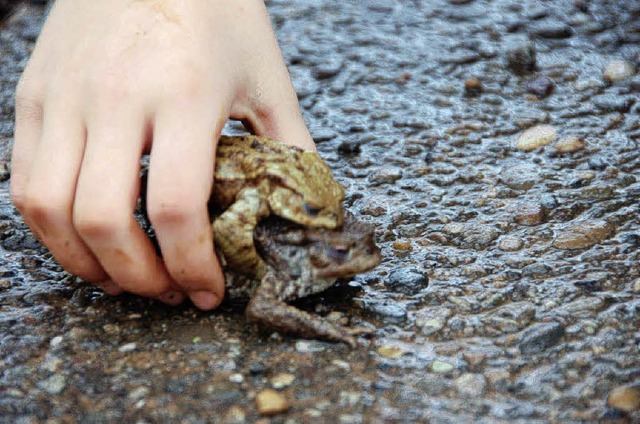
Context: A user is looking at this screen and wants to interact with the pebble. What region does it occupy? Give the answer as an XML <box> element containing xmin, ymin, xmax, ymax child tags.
<box><xmin>295</xmin><ymin>340</ymin><xmax>327</xmax><ymax>353</ymax></box>
<box><xmin>229</xmin><ymin>373</ymin><xmax>244</xmax><ymax>384</ymax></box>
<box><xmin>518</xmin><ymin>322</ymin><xmax>565</xmax><ymax>354</ymax></box>
<box><xmin>331</xmin><ymin>360</ymin><xmax>351</xmax><ymax>371</ymax></box>
<box><xmin>460</xmin><ymin>225</ymin><xmax>500</xmax><ymax>248</ymax></box>
<box><xmin>222</xmin><ymin>406</ymin><xmax>247</xmax><ymax>424</ymax></box>
<box><xmin>37</xmin><ymin>374</ymin><xmax>66</xmax><ymax>395</ymax></box>
<box><xmin>513</xmin><ymin>202</ymin><xmax>545</xmax><ymax>226</ymax></box>
<box><xmin>525</xmin><ymin>76</ymin><xmax>555</xmax><ymax>98</ymax></box>
<box><xmin>313</xmin><ymin>59</ymin><xmax>343</xmax><ymax>80</ymax></box>
<box><xmin>361</xmin><ymin>299</ymin><xmax>408</xmax><ymax>322</ymax></box>
<box><xmin>127</xmin><ymin>386</ymin><xmax>150</xmax><ymax>400</ymax></box>
<box><xmin>552</xmin><ymin>220</ymin><xmax>614</xmax><ymax>249</ymax></box>
<box><xmin>633</xmin><ymin>278</ymin><xmax>640</xmax><ymax>294</ymax></box>
<box><xmin>339</xmin><ymin>391</ymin><xmax>362</xmax><ymax>407</ymax></box>
<box><xmin>256</xmin><ymin>389</ymin><xmax>289</xmax><ymax>416</ymax></box>
<box><xmin>554</xmin><ymin>136</ymin><xmax>585</xmax><ymax>153</ymax></box>
<box><xmin>591</xmin><ymin>94</ymin><xmax>636</xmax><ymax>113</ymax></box>
<box><xmin>603</xmin><ymin>59</ymin><xmax>635</xmax><ymax>83</ymax></box>
<box><xmin>607</xmin><ymin>385</ymin><xmax>640</xmax><ymax>412</ymax></box>
<box><xmin>118</xmin><ymin>342</ymin><xmax>137</xmax><ymax>353</ymax></box>
<box><xmin>368</xmin><ymin>166</ymin><xmax>403</xmax><ymax>185</ymax></box>
<box><xmin>505</xmin><ymin>35</ymin><xmax>536</xmax><ymax>74</ymax></box>
<box><xmin>515</xmin><ymin>124</ymin><xmax>558</xmax><ymax>151</ymax></box>
<box><xmin>49</xmin><ymin>336</ymin><xmax>63</xmax><ymax>348</ymax></box>
<box><xmin>418</xmin><ymin>318</ymin><xmax>445</xmax><ymax>333</ymax></box>
<box><xmin>499</xmin><ymin>236</ymin><xmax>524</xmax><ymax>251</ymax></box>
<box><xmin>358</xmin><ymin>196</ymin><xmax>388</xmax><ymax>217</ymax></box>
<box><xmin>0</xmin><ymin>163</ymin><xmax>9</xmax><ymax>182</ymax></box>
<box><xmin>455</xmin><ymin>373</ymin><xmax>487</xmax><ymax>397</ymax></box>
<box><xmin>377</xmin><ymin>345</ymin><xmax>407</xmax><ymax>359</ymax></box>
<box><xmin>42</xmin><ymin>355</ymin><xmax>63</xmax><ymax>372</ymax></box>
<box><xmin>443</xmin><ymin>222</ymin><xmax>465</xmax><ymax>235</ymax></box>
<box><xmin>313</xmin><ymin>129</ymin><xmax>337</xmax><ymax>143</ymax></box>
<box><xmin>338</xmin><ymin>140</ymin><xmax>361</xmax><ymax>155</ymax></box>
<box><xmin>464</xmin><ymin>77</ymin><xmax>483</xmax><ymax>96</ymax></box>
<box><xmin>530</xmin><ymin>21</ymin><xmax>574</xmax><ymax>39</ymax></box>
<box><xmin>392</xmin><ymin>240</ymin><xmax>413</xmax><ymax>251</ymax></box>
<box><xmin>431</xmin><ymin>360</ymin><xmax>455</xmax><ymax>373</ymax></box>
<box><xmin>570</xmin><ymin>170</ymin><xmax>596</xmax><ymax>188</ymax></box>
<box><xmin>270</xmin><ymin>373</ymin><xmax>295</xmax><ymax>389</ymax></box>
<box><xmin>386</xmin><ymin>268</ymin><xmax>429</xmax><ymax>295</ymax></box>
<box><xmin>501</xmin><ymin>162</ymin><xmax>540</xmax><ymax>190</ymax></box>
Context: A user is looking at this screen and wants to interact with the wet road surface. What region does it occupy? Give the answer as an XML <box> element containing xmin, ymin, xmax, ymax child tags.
<box><xmin>1</xmin><ymin>1</ymin><xmax>639</xmax><ymax>422</ymax></box>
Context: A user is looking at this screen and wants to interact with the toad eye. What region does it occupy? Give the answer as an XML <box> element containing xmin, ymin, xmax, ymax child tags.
<box><xmin>303</xmin><ymin>203</ymin><xmax>322</xmax><ymax>216</ymax></box>
<box><xmin>327</xmin><ymin>245</ymin><xmax>350</xmax><ymax>262</ymax></box>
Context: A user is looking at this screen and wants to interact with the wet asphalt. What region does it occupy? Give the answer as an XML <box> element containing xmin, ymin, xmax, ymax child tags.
<box><xmin>1</xmin><ymin>0</ymin><xmax>639</xmax><ymax>422</ymax></box>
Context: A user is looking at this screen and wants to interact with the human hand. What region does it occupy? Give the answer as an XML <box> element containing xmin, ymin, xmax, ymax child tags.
<box><xmin>10</xmin><ymin>0</ymin><xmax>314</xmax><ymax>310</ymax></box>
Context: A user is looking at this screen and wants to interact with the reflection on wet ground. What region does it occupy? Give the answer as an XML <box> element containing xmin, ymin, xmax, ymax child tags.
<box><xmin>1</xmin><ymin>0</ymin><xmax>639</xmax><ymax>422</ymax></box>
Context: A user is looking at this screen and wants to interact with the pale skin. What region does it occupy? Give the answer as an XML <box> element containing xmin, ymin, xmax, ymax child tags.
<box><xmin>10</xmin><ymin>0</ymin><xmax>315</xmax><ymax>310</ymax></box>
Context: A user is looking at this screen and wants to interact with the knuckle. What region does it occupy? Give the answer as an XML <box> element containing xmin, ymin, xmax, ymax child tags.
<box><xmin>18</xmin><ymin>188</ymin><xmax>69</xmax><ymax>226</ymax></box>
<box><xmin>86</xmin><ymin>67</ymin><xmax>136</xmax><ymax>105</ymax></box>
<box><xmin>147</xmin><ymin>198</ymin><xmax>200</xmax><ymax>227</ymax></box>
<box><xmin>161</xmin><ymin>66</ymin><xmax>207</xmax><ymax>103</ymax></box>
<box><xmin>9</xmin><ymin>181</ymin><xmax>28</xmax><ymax>212</ymax></box>
<box><xmin>91</xmin><ymin>78</ymin><xmax>129</xmax><ymax>105</ymax></box>
<box><xmin>73</xmin><ymin>205</ymin><xmax>130</xmax><ymax>240</ymax></box>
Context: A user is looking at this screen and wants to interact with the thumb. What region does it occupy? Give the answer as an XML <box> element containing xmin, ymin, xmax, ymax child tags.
<box><xmin>235</xmin><ymin>81</ymin><xmax>316</xmax><ymax>152</ymax></box>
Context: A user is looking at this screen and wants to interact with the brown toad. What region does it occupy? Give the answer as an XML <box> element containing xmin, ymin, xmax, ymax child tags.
<box><xmin>210</xmin><ymin>135</ymin><xmax>345</xmax><ymax>277</ymax></box>
<box><xmin>224</xmin><ymin>211</ymin><xmax>381</xmax><ymax>346</ymax></box>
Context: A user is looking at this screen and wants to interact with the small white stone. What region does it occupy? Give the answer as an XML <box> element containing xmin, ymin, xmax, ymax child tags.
<box><xmin>128</xmin><ymin>386</ymin><xmax>150</xmax><ymax>400</ymax></box>
<box><xmin>603</xmin><ymin>59</ymin><xmax>635</xmax><ymax>83</ymax></box>
<box><xmin>443</xmin><ymin>223</ymin><xmax>465</xmax><ymax>235</ymax></box>
<box><xmin>331</xmin><ymin>359</ymin><xmax>351</xmax><ymax>371</ymax></box>
<box><xmin>305</xmin><ymin>409</ymin><xmax>323</xmax><ymax>418</ymax></box>
<box><xmin>431</xmin><ymin>360</ymin><xmax>454</xmax><ymax>373</ymax></box>
<box><xmin>270</xmin><ymin>373</ymin><xmax>295</xmax><ymax>389</ymax></box>
<box><xmin>50</xmin><ymin>336</ymin><xmax>63</xmax><ymax>347</ymax></box>
<box><xmin>118</xmin><ymin>342</ymin><xmax>137</xmax><ymax>353</ymax></box>
<box><xmin>229</xmin><ymin>373</ymin><xmax>244</xmax><ymax>384</ymax></box>
<box><xmin>418</xmin><ymin>318</ymin><xmax>444</xmax><ymax>331</ymax></box>
<box><xmin>7</xmin><ymin>388</ymin><xmax>24</xmax><ymax>398</ymax></box>
<box><xmin>516</xmin><ymin>124</ymin><xmax>558</xmax><ymax>151</ymax></box>
<box><xmin>295</xmin><ymin>340</ymin><xmax>326</xmax><ymax>353</ymax></box>
<box><xmin>455</xmin><ymin>373</ymin><xmax>487</xmax><ymax>397</ymax></box>
<box><xmin>339</xmin><ymin>391</ymin><xmax>362</xmax><ymax>407</ymax></box>
<box><xmin>499</xmin><ymin>236</ymin><xmax>524</xmax><ymax>252</ymax></box>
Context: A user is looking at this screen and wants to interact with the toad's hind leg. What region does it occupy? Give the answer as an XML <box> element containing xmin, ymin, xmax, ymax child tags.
<box><xmin>213</xmin><ymin>187</ymin><xmax>269</xmax><ymax>277</ymax></box>
<box><xmin>246</xmin><ymin>272</ymin><xmax>359</xmax><ymax>347</ymax></box>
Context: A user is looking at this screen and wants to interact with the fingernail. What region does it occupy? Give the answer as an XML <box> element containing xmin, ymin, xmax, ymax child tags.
<box><xmin>158</xmin><ymin>291</ymin><xmax>185</xmax><ymax>306</ymax></box>
<box><xmin>189</xmin><ymin>291</ymin><xmax>220</xmax><ymax>310</ymax></box>
<box><xmin>98</xmin><ymin>280</ymin><xmax>123</xmax><ymax>296</ymax></box>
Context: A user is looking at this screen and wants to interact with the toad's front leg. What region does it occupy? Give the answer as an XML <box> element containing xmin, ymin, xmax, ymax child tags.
<box><xmin>246</xmin><ymin>272</ymin><xmax>359</xmax><ymax>347</ymax></box>
<box><xmin>213</xmin><ymin>187</ymin><xmax>269</xmax><ymax>277</ymax></box>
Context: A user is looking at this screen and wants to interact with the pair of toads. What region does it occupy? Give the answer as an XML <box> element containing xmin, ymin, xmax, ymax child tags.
<box><xmin>144</xmin><ymin>135</ymin><xmax>381</xmax><ymax>347</ymax></box>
